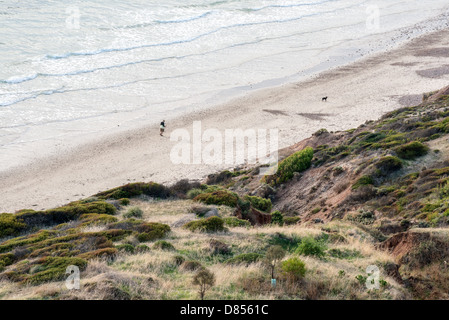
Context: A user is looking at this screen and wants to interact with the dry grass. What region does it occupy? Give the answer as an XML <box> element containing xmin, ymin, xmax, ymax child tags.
<box><xmin>0</xmin><ymin>198</ymin><xmax>422</xmax><ymax>300</ymax></box>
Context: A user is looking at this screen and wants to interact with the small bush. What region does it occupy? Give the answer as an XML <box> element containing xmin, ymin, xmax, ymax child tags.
<box><xmin>0</xmin><ymin>213</ymin><xmax>27</xmax><ymax>238</ymax></box>
<box><xmin>263</xmin><ymin>147</ymin><xmax>314</xmax><ymax>186</ymax></box>
<box><xmin>206</xmin><ymin>171</ymin><xmax>234</xmax><ymax>185</ymax></box>
<box><xmin>26</xmin><ymin>256</ymin><xmax>88</xmax><ymax>285</ymax></box>
<box><xmin>108</xmin><ymin>220</ymin><xmax>171</xmax><ymax>242</ymax></box>
<box><xmin>283</xmin><ymin>217</ymin><xmax>301</xmax><ymax>226</ymax></box>
<box><xmin>153</xmin><ymin>240</ymin><xmax>175</xmax><ymax>251</ymax></box>
<box><xmin>244</xmin><ymin>196</ymin><xmax>272</xmax><ymax>212</ymax></box>
<box><xmin>193</xmin><ymin>268</ymin><xmax>215</xmax><ymax>300</ymax></box>
<box><xmin>271</xmin><ymin>211</ymin><xmax>284</xmax><ymax>226</ymax></box>
<box><xmin>280</xmin><ymin>257</ymin><xmax>306</xmax><ymax>281</ymax></box>
<box><xmin>264</xmin><ymin>245</ymin><xmax>286</xmax><ymax>279</ymax></box>
<box><xmin>404</xmin><ymin>240</ymin><xmax>441</xmax><ymax>269</ymax></box>
<box><xmin>223</xmin><ymin>217</ymin><xmax>251</xmax><ymax>228</ymax></box>
<box><xmin>116</xmin><ymin>244</ymin><xmax>135</xmax><ymax>254</ymax></box>
<box><xmin>350</xmin><ymin>185</ymin><xmax>377</xmax><ymax>202</ymax></box>
<box><xmin>135</xmin><ymin>244</ymin><xmax>150</xmax><ymax>253</ymax></box>
<box><xmin>313</xmin><ymin>128</ymin><xmax>328</xmax><ymax>136</ymax></box>
<box><xmin>394</xmin><ymin>141</ymin><xmax>429</xmax><ymax>160</ymax></box>
<box><xmin>0</xmin><ymin>253</ymin><xmax>14</xmax><ymax>271</ymax></box>
<box><xmin>16</xmin><ymin>201</ymin><xmax>116</xmax><ymax>227</ymax></box>
<box><xmin>295</xmin><ymin>236</ymin><xmax>327</xmax><ymax>258</ymax></box>
<box><xmin>187</xmin><ymin>188</ymin><xmax>204</xmax><ymax>199</ymax></box>
<box><xmin>375</xmin><ymin>156</ymin><xmax>403</xmax><ymax>175</ymax></box>
<box><xmin>95</xmin><ymin>182</ymin><xmax>171</xmax><ymax>200</ymax></box>
<box><xmin>238</xmin><ymin>273</ymin><xmax>271</xmax><ymax>294</ymax></box>
<box><xmin>173</xmin><ymin>255</ymin><xmax>186</xmax><ymax>266</ymax></box>
<box><xmin>225</xmin><ymin>253</ymin><xmax>263</xmax><ymax>265</ymax></box>
<box><xmin>123</xmin><ymin>207</ymin><xmax>143</xmax><ymax>219</ymax></box>
<box><xmin>193</xmin><ymin>190</ymin><xmax>239</xmax><ymax>207</ymax></box>
<box><xmin>76</xmin><ymin>248</ymin><xmax>118</xmax><ymax>260</ymax></box>
<box><xmin>352</xmin><ymin>175</ymin><xmax>374</xmax><ymax>190</ymax></box>
<box><xmin>170</xmin><ymin>179</ymin><xmax>201</xmax><ymax>198</ymax></box>
<box><xmin>268</xmin><ymin>233</ymin><xmax>301</xmax><ymax>251</ymax></box>
<box><xmin>333</xmin><ymin>166</ymin><xmax>345</xmax><ymax>175</ymax></box>
<box><xmin>183</xmin><ymin>217</ymin><xmax>227</xmax><ymax>233</ymax></box>
<box><xmin>209</xmin><ymin>239</ymin><xmax>231</xmax><ymax>255</ymax></box>
<box><xmin>347</xmin><ymin>210</ymin><xmax>376</xmax><ymax>225</ymax></box>
<box><xmin>119</xmin><ymin>198</ymin><xmax>130</xmax><ymax>206</ymax></box>
<box><xmin>79</xmin><ymin>214</ymin><xmax>118</xmax><ymax>227</ymax></box>
<box><xmin>328</xmin><ymin>248</ymin><xmax>362</xmax><ymax>260</ymax></box>
<box><xmin>181</xmin><ymin>260</ymin><xmax>203</xmax><ymax>271</ymax></box>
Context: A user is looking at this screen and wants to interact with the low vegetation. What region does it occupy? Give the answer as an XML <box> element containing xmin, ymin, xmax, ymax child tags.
<box><xmin>2</xmin><ymin>87</ymin><xmax>449</xmax><ymax>300</ymax></box>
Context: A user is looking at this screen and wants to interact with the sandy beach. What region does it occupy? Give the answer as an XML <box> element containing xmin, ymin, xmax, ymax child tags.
<box><xmin>2</xmin><ymin>28</ymin><xmax>449</xmax><ymax>213</ymax></box>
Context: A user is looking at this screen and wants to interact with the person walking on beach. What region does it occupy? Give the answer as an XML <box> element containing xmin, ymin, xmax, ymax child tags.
<box><xmin>160</xmin><ymin>120</ymin><xmax>166</xmax><ymax>136</ymax></box>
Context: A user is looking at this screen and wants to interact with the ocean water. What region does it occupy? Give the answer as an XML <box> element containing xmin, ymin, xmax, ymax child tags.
<box><xmin>0</xmin><ymin>0</ymin><xmax>449</xmax><ymax>170</ymax></box>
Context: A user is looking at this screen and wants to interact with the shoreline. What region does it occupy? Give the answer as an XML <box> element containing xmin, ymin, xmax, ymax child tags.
<box><xmin>2</xmin><ymin>8</ymin><xmax>449</xmax><ymax>173</ymax></box>
<box><xmin>2</xmin><ymin>28</ymin><xmax>449</xmax><ymax>212</ymax></box>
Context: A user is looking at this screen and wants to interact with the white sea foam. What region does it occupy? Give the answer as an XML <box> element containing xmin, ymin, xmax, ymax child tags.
<box><xmin>0</xmin><ymin>0</ymin><xmax>448</xmax><ymax>170</ymax></box>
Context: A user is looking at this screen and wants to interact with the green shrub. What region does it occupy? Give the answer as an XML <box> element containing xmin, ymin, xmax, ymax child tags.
<box><xmin>183</xmin><ymin>217</ymin><xmax>227</xmax><ymax>233</ymax></box>
<box><xmin>79</xmin><ymin>214</ymin><xmax>118</xmax><ymax>227</ymax></box>
<box><xmin>328</xmin><ymin>248</ymin><xmax>362</xmax><ymax>260</ymax></box>
<box><xmin>26</xmin><ymin>256</ymin><xmax>88</xmax><ymax>285</ymax></box>
<box><xmin>77</xmin><ymin>248</ymin><xmax>118</xmax><ymax>260</ymax></box>
<box><xmin>95</xmin><ymin>182</ymin><xmax>171</xmax><ymax>200</ymax></box>
<box><xmin>225</xmin><ymin>253</ymin><xmax>263</xmax><ymax>265</ymax></box>
<box><xmin>0</xmin><ymin>230</ymin><xmax>55</xmax><ymax>254</ymax></box>
<box><xmin>16</xmin><ymin>201</ymin><xmax>116</xmax><ymax>227</ymax></box>
<box><xmin>206</xmin><ymin>171</ymin><xmax>234</xmax><ymax>185</ymax></box>
<box><xmin>223</xmin><ymin>217</ymin><xmax>251</xmax><ymax>228</ymax></box>
<box><xmin>0</xmin><ymin>253</ymin><xmax>14</xmax><ymax>271</ymax></box>
<box><xmin>264</xmin><ymin>245</ymin><xmax>286</xmax><ymax>279</ymax></box>
<box><xmin>94</xmin><ymin>229</ymin><xmax>132</xmax><ymax>241</ymax></box>
<box><xmin>123</xmin><ymin>207</ymin><xmax>143</xmax><ymax>219</ymax></box>
<box><xmin>394</xmin><ymin>141</ymin><xmax>429</xmax><ymax>160</ymax></box>
<box><xmin>263</xmin><ymin>147</ymin><xmax>314</xmax><ymax>186</ymax></box>
<box><xmin>280</xmin><ymin>257</ymin><xmax>306</xmax><ymax>281</ymax></box>
<box><xmin>244</xmin><ymin>196</ymin><xmax>272</xmax><ymax>212</ymax></box>
<box><xmin>193</xmin><ymin>268</ymin><xmax>216</xmax><ymax>300</ymax></box>
<box><xmin>136</xmin><ymin>230</ymin><xmax>169</xmax><ymax>242</ymax></box>
<box><xmin>295</xmin><ymin>236</ymin><xmax>327</xmax><ymax>258</ymax></box>
<box><xmin>352</xmin><ymin>175</ymin><xmax>374</xmax><ymax>190</ymax></box>
<box><xmin>169</xmin><ymin>179</ymin><xmax>201</xmax><ymax>198</ymax></box>
<box><xmin>375</xmin><ymin>156</ymin><xmax>403</xmax><ymax>174</ymax></box>
<box><xmin>116</xmin><ymin>244</ymin><xmax>135</xmax><ymax>254</ymax></box>
<box><xmin>187</xmin><ymin>188</ymin><xmax>204</xmax><ymax>199</ymax></box>
<box><xmin>173</xmin><ymin>255</ymin><xmax>186</xmax><ymax>266</ymax></box>
<box><xmin>271</xmin><ymin>211</ymin><xmax>284</xmax><ymax>226</ymax></box>
<box><xmin>347</xmin><ymin>210</ymin><xmax>376</xmax><ymax>225</ymax></box>
<box><xmin>135</xmin><ymin>244</ymin><xmax>150</xmax><ymax>253</ymax></box>
<box><xmin>153</xmin><ymin>240</ymin><xmax>175</xmax><ymax>251</ymax></box>
<box><xmin>268</xmin><ymin>233</ymin><xmax>301</xmax><ymax>251</ymax></box>
<box><xmin>181</xmin><ymin>260</ymin><xmax>203</xmax><ymax>271</ymax></box>
<box><xmin>119</xmin><ymin>198</ymin><xmax>130</xmax><ymax>206</ymax></box>
<box><xmin>108</xmin><ymin>219</ymin><xmax>171</xmax><ymax>242</ymax></box>
<box><xmin>0</xmin><ymin>213</ymin><xmax>27</xmax><ymax>238</ymax></box>
<box><xmin>193</xmin><ymin>190</ymin><xmax>239</xmax><ymax>207</ymax></box>
<box><xmin>283</xmin><ymin>217</ymin><xmax>301</xmax><ymax>226</ymax></box>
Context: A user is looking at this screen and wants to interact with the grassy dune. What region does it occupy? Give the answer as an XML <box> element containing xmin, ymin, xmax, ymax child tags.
<box><xmin>2</xmin><ymin>87</ymin><xmax>449</xmax><ymax>300</ymax></box>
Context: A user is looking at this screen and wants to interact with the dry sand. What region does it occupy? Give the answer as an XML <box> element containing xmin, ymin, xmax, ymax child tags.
<box><xmin>2</xmin><ymin>29</ymin><xmax>449</xmax><ymax>213</ymax></box>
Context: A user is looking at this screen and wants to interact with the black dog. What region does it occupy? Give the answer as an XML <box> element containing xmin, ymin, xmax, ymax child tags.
<box><xmin>322</xmin><ymin>96</ymin><xmax>328</xmax><ymax>102</ymax></box>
